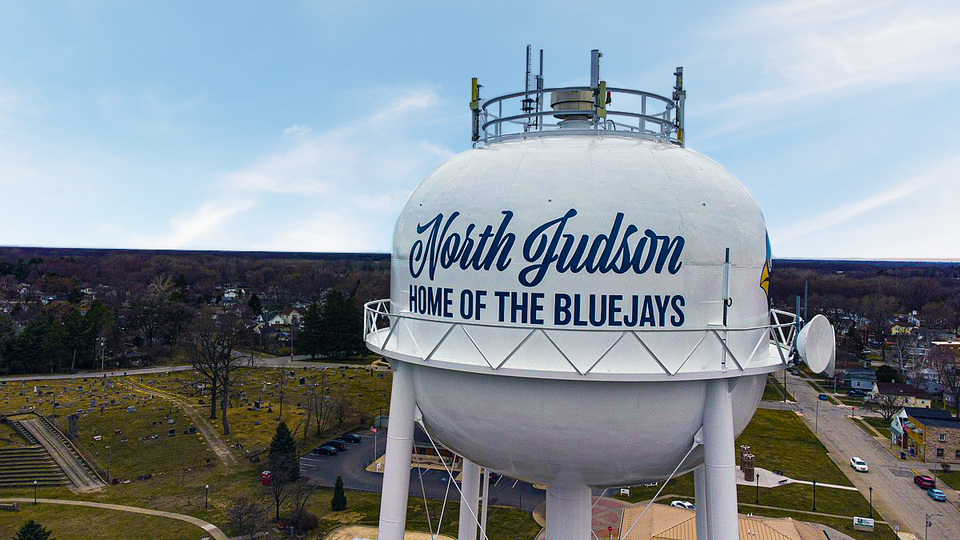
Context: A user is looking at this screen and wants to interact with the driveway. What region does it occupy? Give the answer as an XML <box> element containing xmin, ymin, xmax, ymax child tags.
<box><xmin>300</xmin><ymin>429</ymin><xmax>545</xmax><ymax>512</ymax></box>
<box><xmin>784</xmin><ymin>371</ymin><xmax>960</xmax><ymax>538</ymax></box>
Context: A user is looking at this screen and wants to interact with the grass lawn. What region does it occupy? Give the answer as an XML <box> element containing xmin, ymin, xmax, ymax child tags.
<box><xmin>310</xmin><ymin>488</ymin><xmax>541</xmax><ymax>539</ymax></box>
<box><xmin>0</xmin><ymin>502</ymin><xmax>207</xmax><ymax>539</ymax></box>
<box><xmin>137</xmin><ymin>366</ymin><xmax>393</xmax><ymax>454</ymax></box>
<box><xmin>851</xmin><ymin>418</ymin><xmax>879</xmax><ymax>438</ymax></box>
<box><xmin>67</xmin><ymin>398</ymin><xmax>218</xmax><ymax>481</ymax></box>
<box><xmin>934</xmin><ymin>470</ymin><xmax>960</xmax><ymax>490</ymax></box>
<box><xmin>863</xmin><ymin>416</ymin><xmax>891</xmax><ymax>431</ymax></box>
<box><xmin>738</xmin><ymin>410</ymin><xmax>851</xmax><ymax>486</ymax></box>
<box><xmin>739</xmin><ymin>506</ymin><xmax>898</xmax><ymax>540</ymax></box>
<box><xmin>768</xmin><ymin>375</ymin><xmax>795</xmax><ymax>402</ymax></box>
<box><xmin>0</xmin><ymin>422</ymin><xmax>29</xmax><ymax>449</ymax></box>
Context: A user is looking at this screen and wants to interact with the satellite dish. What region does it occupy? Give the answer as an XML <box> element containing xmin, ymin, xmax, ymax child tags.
<box><xmin>796</xmin><ymin>314</ymin><xmax>835</xmax><ymax>374</ymax></box>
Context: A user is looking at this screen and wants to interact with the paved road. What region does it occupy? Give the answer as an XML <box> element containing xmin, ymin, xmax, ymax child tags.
<box><xmin>19</xmin><ymin>418</ymin><xmax>105</xmax><ymax>492</ymax></box>
<box><xmin>299</xmin><ymin>429</ymin><xmax>545</xmax><ymax>512</ymax></box>
<box><xmin>0</xmin><ymin>497</ymin><xmax>227</xmax><ymax>540</ymax></box>
<box><xmin>784</xmin><ymin>371</ymin><xmax>960</xmax><ymax>538</ymax></box>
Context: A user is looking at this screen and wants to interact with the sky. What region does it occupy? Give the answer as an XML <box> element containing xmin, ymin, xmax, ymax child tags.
<box><xmin>1</xmin><ymin>0</ymin><xmax>959</xmax><ymax>259</ymax></box>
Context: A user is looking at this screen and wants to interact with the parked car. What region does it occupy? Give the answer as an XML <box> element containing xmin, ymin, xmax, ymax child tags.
<box><xmin>312</xmin><ymin>445</ymin><xmax>337</xmax><ymax>456</ymax></box>
<box><xmin>337</xmin><ymin>433</ymin><xmax>362</xmax><ymax>443</ymax></box>
<box><xmin>848</xmin><ymin>389</ymin><xmax>866</xmax><ymax>397</ymax></box>
<box><xmin>818</xmin><ymin>394</ymin><xmax>829</xmax><ymax>401</ymax></box>
<box><xmin>670</xmin><ymin>500</ymin><xmax>696</xmax><ymax>510</ymax></box>
<box><xmin>324</xmin><ymin>440</ymin><xmax>347</xmax><ymax>451</ymax></box>
<box><xmin>928</xmin><ymin>488</ymin><xmax>947</xmax><ymax>501</ymax></box>
<box><xmin>849</xmin><ymin>457</ymin><xmax>868</xmax><ymax>472</ymax></box>
<box><xmin>914</xmin><ymin>474</ymin><xmax>936</xmax><ymax>489</ymax></box>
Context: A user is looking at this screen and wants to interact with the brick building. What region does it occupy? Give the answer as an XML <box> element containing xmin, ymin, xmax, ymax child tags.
<box><xmin>900</xmin><ymin>407</ymin><xmax>960</xmax><ymax>463</ymax></box>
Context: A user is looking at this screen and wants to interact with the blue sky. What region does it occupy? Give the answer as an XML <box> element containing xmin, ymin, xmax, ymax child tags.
<box><xmin>1</xmin><ymin>0</ymin><xmax>958</xmax><ymax>259</ymax></box>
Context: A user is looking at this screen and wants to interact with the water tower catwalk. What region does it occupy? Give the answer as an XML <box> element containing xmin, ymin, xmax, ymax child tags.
<box><xmin>364</xmin><ymin>48</ymin><xmax>834</xmax><ymax>539</ymax></box>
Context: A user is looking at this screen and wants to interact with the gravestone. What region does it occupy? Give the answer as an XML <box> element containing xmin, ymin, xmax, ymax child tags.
<box><xmin>67</xmin><ymin>413</ymin><xmax>79</xmax><ymax>439</ymax></box>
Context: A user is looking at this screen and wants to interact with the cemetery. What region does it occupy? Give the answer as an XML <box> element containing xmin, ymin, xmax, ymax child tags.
<box><xmin>136</xmin><ymin>365</ymin><xmax>393</xmax><ymax>453</ymax></box>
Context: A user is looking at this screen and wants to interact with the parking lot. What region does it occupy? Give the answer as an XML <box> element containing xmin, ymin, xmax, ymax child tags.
<box><xmin>299</xmin><ymin>429</ymin><xmax>545</xmax><ymax>511</ymax></box>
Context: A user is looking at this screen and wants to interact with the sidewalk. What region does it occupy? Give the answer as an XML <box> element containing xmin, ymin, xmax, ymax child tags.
<box><xmin>0</xmin><ymin>497</ymin><xmax>227</xmax><ymax>540</ymax></box>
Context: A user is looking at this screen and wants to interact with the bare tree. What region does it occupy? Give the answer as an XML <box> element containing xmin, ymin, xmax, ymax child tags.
<box><xmin>930</xmin><ymin>346</ymin><xmax>960</xmax><ymax>416</ymax></box>
<box><xmin>865</xmin><ymin>392</ymin><xmax>903</xmax><ymax>423</ymax></box>
<box><xmin>312</xmin><ymin>372</ymin><xmax>330</xmax><ymax>436</ymax></box>
<box><xmin>892</xmin><ymin>334</ymin><xmax>916</xmax><ymax>373</ymax></box>
<box><xmin>227</xmin><ymin>495</ymin><xmax>268</xmax><ymax>539</ymax></box>
<box><xmin>330</xmin><ymin>393</ymin><xmax>356</xmax><ymax>429</ymax></box>
<box><xmin>289</xmin><ymin>479</ymin><xmax>319</xmax><ymax>533</ymax></box>
<box><xmin>266</xmin><ymin>457</ymin><xmax>295</xmax><ymax>521</ymax></box>
<box><xmin>187</xmin><ymin>306</ymin><xmax>252</xmax><ymax>435</ymax></box>
<box><xmin>862</xmin><ymin>292</ymin><xmax>898</xmax><ymax>362</ymax></box>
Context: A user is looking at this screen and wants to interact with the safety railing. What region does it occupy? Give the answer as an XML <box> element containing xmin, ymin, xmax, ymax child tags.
<box><xmin>364</xmin><ymin>299</ymin><xmax>799</xmax><ymax>377</ymax></box>
<box><xmin>474</xmin><ymin>86</ymin><xmax>680</xmax><ymax>147</ymax></box>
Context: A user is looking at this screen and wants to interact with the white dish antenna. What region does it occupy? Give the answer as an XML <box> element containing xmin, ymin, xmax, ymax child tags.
<box><xmin>796</xmin><ymin>314</ymin><xmax>835</xmax><ymax>374</ymax></box>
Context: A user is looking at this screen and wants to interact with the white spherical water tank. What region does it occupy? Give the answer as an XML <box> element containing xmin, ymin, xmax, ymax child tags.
<box><xmin>366</xmin><ymin>50</ymin><xmax>811</xmax><ymax>540</ymax></box>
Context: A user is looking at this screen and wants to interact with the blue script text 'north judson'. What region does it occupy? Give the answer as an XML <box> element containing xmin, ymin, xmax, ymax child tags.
<box><xmin>408</xmin><ymin>209</ymin><xmax>685</xmax><ymax>287</ymax></box>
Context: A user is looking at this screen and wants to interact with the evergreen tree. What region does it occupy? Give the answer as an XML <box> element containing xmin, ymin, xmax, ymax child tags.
<box><xmin>299</xmin><ymin>301</ymin><xmax>323</xmax><ymax>359</ymax></box>
<box><xmin>331</xmin><ymin>475</ymin><xmax>347</xmax><ymax>511</ymax></box>
<box><xmin>248</xmin><ymin>294</ymin><xmax>263</xmax><ymax>316</ymax></box>
<box><xmin>14</xmin><ymin>520</ymin><xmax>54</xmax><ymax>540</ymax></box>
<box><xmin>268</xmin><ymin>421</ymin><xmax>299</xmax><ymax>482</ymax></box>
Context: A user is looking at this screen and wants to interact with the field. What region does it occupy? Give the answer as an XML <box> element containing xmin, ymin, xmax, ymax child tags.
<box><xmin>0</xmin><ymin>503</ymin><xmax>207</xmax><ymax>540</ymax></box>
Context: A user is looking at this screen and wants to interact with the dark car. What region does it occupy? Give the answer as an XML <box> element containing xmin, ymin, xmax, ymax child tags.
<box><xmin>848</xmin><ymin>389</ymin><xmax>866</xmax><ymax>397</ymax></box>
<box><xmin>324</xmin><ymin>440</ymin><xmax>347</xmax><ymax>451</ymax></box>
<box><xmin>914</xmin><ymin>474</ymin><xmax>936</xmax><ymax>489</ymax></box>
<box><xmin>312</xmin><ymin>445</ymin><xmax>337</xmax><ymax>456</ymax></box>
<box><xmin>337</xmin><ymin>433</ymin><xmax>362</xmax><ymax>444</ymax></box>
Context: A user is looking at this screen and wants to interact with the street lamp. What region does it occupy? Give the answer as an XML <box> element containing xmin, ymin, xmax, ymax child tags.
<box><xmin>815</xmin><ymin>399</ymin><xmax>820</xmax><ymax>434</ymax></box>
<box><xmin>925</xmin><ymin>512</ymin><xmax>942</xmax><ymax>540</ymax></box>
<box><xmin>204</xmin><ymin>484</ymin><xmax>209</xmax><ymax>509</ymax></box>
<box><xmin>812</xmin><ymin>480</ymin><xmax>817</xmax><ymax>512</ymax></box>
<box><xmin>755</xmin><ymin>472</ymin><xmax>760</xmax><ymax>504</ymax></box>
<box><xmin>33</xmin><ymin>480</ymin><xmax>37</xmax><ymax>504</ymax></box>
<box><xmin>869</xmin><ymin>486</ymin><xmax>873</xmax><ymax>518</ymax></box>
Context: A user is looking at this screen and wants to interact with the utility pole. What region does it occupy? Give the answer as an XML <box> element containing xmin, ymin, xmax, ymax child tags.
<box><xmin>816</xmin><ymin>399</ymin><xmax>820</xmax><ymax>433</ymax></box>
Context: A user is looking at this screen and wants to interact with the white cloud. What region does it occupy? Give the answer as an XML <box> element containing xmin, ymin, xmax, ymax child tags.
<box><xmin>283</xmin><ymin>124</ymin><xmax>312</xmax><ymax>136</ymax></box>
<box><xmin>140</xmin><ymin>199</ymin><xmax>258</xmax><ymax>249</ymax></box>
<box><xmin>215</xmin><ymin>87</ymin><xmax>456</xmax><ymax>251</ymax></box>
<box><xmin>695</xmin><ymin>0</ymin><xmax>960</xmax><ymax>138</ymax></box>
<box><xmin>771</xmin><ymin>156</ymin><xmax>960</xmax><ymax>254</ymax></box>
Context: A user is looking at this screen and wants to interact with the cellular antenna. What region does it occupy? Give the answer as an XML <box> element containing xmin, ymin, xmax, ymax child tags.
<box><xmin>523</xmin><ymin>45</ymin><xmax>536</xmax><ymax>132</ymax></box>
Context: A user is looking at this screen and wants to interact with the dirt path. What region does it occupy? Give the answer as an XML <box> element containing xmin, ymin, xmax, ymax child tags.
<box><xmin>0</xmin><ymin>497</ymin><xmax>227</xmax><ymax>540</ymax></box>
<box><xmin>118</xmin><ymin>378</ymin><xmax>237</xmax><ymax>468</ymax></box>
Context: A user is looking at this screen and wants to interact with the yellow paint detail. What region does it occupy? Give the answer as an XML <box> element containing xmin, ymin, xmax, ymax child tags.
<box><xmin>760</xmin><ymin>262</ymin><xmax>770</xmax><ymax>296</ymax></box>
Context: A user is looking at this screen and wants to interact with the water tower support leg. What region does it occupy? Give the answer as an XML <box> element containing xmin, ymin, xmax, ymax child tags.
<box><xmin>694</xmin><ymin>465</ymin><xmax>708</xmax><ymax>539</ymax></box>
<box><xmin>458</xmin><ymin>458</ymin><xmax>481</xmax><ymax>540</ymax></box>
<box><xmin>378</xmin><ymin>362</ymin><xmax>416</xmax><ymax>540</ymax></box>
<box><xmin>546</xmin><ymin>485</ymin><xmax>592</xmax><ymax>539</ymax></box>
<box><xmin>703</xmin><ymin>378</ymin><xmax>739</xmax><ymax>539</ymax></box>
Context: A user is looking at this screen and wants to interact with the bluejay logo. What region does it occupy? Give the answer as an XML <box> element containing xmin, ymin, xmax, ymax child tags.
<box><xmin>760</xmin><ymin>232</ymin><xmax>771</xmax><ymax>296</ymax></box>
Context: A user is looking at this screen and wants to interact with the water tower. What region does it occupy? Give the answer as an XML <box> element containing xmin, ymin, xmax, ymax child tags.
<box><xmin>365</xmin><ymin>48</ymin><xmax>833</xmax><ymax>539</ymax></box>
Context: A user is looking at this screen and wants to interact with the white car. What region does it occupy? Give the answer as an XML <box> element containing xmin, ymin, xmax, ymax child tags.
<box><xmin>670</xmin><ymin>500</ymin><xmax>696</xmax><ymax>510</ymax></box>
<box><xmin>850</xmin><ymin>457</ymin><xmax>869</xmax><ymax>472</ymax></box>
